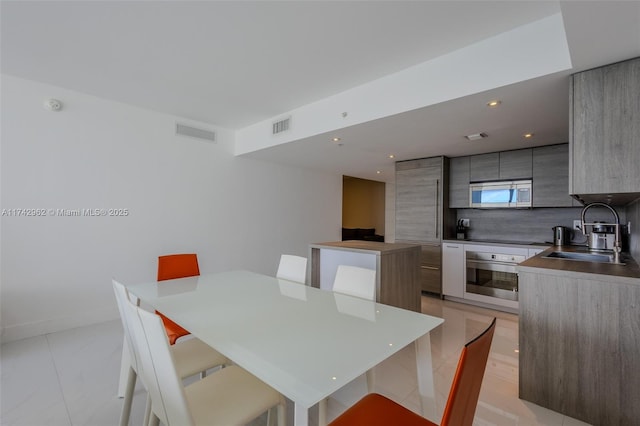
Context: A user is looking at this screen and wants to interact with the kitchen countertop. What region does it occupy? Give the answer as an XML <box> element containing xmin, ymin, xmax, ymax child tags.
<box><xmin>518</xmin><ymin>245</ymin><xmax>640</xmax><ymax>285</ymax></box>
<box><xmin>442</xmin><ymin>239</ymin><xmax>550</xmax><ymax>249</ymax></box>
<box><xmin>310</xmin><ymin>240</ymin><xmax>421</xmax><ymax>254</ymax></box>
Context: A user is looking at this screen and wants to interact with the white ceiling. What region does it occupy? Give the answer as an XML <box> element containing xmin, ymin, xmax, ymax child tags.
<box><xmin>2</xmin><ymin>1</ymin><xmax>639</xmax><ymax>182</ymax></box>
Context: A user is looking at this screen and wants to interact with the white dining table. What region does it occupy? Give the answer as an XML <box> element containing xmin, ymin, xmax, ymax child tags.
<box><xmin>127</xmin><ymin>270</ymin><xmax>444</xmax><ymax>426</ymax></box>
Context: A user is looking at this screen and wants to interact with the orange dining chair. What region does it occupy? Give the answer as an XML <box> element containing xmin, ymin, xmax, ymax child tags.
<box><xmin>157</xmin><ymin>253</ymin><xmax>200</xmax><ymax>344</ymax></box>
<box><xmin>329</xmin><ymin>317</ymin><xmax>496</xmax><ymax>426</ymax></box>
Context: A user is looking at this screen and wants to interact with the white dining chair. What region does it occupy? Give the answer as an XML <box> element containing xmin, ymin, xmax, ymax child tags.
<box><xmin>122</xmin><ymin>293</ymin><xmax>286</xmax><ymax>426</ymax></box>
<box><xmin>332</xmin><ymin>265</ymin><xmax>376</xmax><ymax>300</ymax></box>
<box><xmin>320</xmin><ymin>265</ymin><xmax>377</xmax><ymax>425</ymax></box>
<box><xmin>276</xmin><ymin>254</ymin><xmax>308</xmax><ymax>284</ymax></box>
<box><xmin>112</xmin><ymin>280</ymin><xmax>230</xmax><ymax>426</ymax></box>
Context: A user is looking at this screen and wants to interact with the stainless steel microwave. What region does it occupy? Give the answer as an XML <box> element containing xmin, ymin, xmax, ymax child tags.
<box><xmin>469</xmin><ymin>180</ymin><xmax>532</xmax><ymax>208</ymax></box>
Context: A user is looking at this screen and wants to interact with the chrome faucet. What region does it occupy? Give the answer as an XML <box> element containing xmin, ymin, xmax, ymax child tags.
<box><xmin>580</xmin><ymin>202</ymin><xmax>622</xmax><ymax>263</ymax></box>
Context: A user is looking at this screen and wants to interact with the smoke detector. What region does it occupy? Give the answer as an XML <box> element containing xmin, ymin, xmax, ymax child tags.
<box><xmin>44</xmin><ymin>99</ymin><xmax>63</xmax><ymax>111</ymax></box>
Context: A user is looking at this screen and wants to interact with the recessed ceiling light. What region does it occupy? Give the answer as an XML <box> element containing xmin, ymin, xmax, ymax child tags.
<box><xmin>487</xmin><ymin>100</ymin><xmax>501</xmax><ymax>107</ymax></box>
<box><xmin>332</xmin><ymin>137</ymin><xmax>341</xmax><ymax>142</ymax></box>
<box><xmin>465</xmin><ymin>132</ymin><xmax>488</xmax><ymax>141</ymax></box>
<box><xmin>376</xmin><ymin>170</ymin><xmax>381</xmax><ymax>174</ymax></box>
<box><xmin>388</xmin><ymin>154</ymin><xmax>395</xmax><ymax>159</ymax></box>
<box><xmin>523</xmin><ymin>132</ymin><xmax>534</xmax><ymax>139</ymax></box>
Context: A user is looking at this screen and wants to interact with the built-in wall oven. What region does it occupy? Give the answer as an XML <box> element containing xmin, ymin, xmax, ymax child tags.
<box><xmin>464</xmin><ymin>248</ymin><xmax>526</xmax><ymax>311</ymax></box>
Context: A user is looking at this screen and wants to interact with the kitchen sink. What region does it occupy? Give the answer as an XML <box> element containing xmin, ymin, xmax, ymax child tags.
<box><xmin>543</xmin><ymin>251</ymin><xmax>617</xmax><ymax>263</ymax></box>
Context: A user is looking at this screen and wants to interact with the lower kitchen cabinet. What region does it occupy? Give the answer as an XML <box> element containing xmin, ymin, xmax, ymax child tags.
<box><xmin>518</xmin><ymin>266</ymin><xmax>640</xmax><ymax>425</ymax></box>
<box><xmin>420</xmin><ymin>244</ymin><xmax>441</xmax><ymax>294</ymax></box>
<box><xmin>441</xmin><ymin>240</ymin><xmax>549</xmax><ymax>313</ymax></box>
<box><xmin>442</xmin><ymin>242</ymin><xmax>464</xmax><ymax>298</ymax></box>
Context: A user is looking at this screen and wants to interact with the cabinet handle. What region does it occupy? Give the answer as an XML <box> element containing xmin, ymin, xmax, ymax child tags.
<box><xmin>435</xmin><ymin>179</ymin><xmax>440</xmax><ymax>238</ymax></box>
<box><xmin>421</xmin><ymin>265</ymin><xmax>439</xmax><ymax>270</ymax></box>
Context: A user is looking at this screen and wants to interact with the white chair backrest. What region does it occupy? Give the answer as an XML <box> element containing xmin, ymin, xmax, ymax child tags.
<box><xmin>121</xmin><ymin>295</ymin><xmax>174</xmax><ymax>425</ymax></box>
<box><xmin>135</xmin><ymin>302</ymin><xmax>196</xmax><ymax>426</ymax></box>
<box><xmin>332</xmin><ymin>265</ymin><xmax>376</xmax><ymax>301</ymax></box>
<box><xmin>121</xmin><ymin>293</ymin><xmax>194</xmax><ymax>426</ymax></box>
<box><xmin>276</xmin><ymin>254</ymin><xmax>307</xmax><ymax>284</ymax></box>
<box><xmin>112</xmin><ymin>280</ymin><xmax>139</xmax><ymax>373</ymax></box>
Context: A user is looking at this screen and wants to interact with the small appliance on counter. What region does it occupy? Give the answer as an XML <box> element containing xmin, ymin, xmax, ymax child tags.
<box><xmin>552</xmin><ymin>225</ymin><xmax>572</xmax><ymax>246</ymax></box>
<box><xmin>580</xmin><ymin>202</ymin><xmax>626</xmax><ymax>263</ymax></box>
<box><xmin>456</xmin><ymin>219</ymin><xmax>468</xmax><ymax>240</ymax></box>
<box><xmin>588</xmin><ymin>222</ymin><xmax>616</xmax><ymax>250</ymax></box>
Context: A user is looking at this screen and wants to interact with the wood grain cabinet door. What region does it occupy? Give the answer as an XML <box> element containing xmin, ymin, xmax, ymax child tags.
<box><xmin>395</xmin><ymin>158</ymin><xmax>442</xmax><ymax>242</ymax></box>
<box><xmin>570</xmin><ymin>57</ymin><xmax>640</xmax><ymax>196</ymax></box>
<box><xmin>532</xmin><ymin>144</ymin><xmax>578</xmax><ymax>207</ymax></box>
<box><xmin>449</xmin><ymin>156</ymin><xmax>470</xmax><ymax>208</ymax></box>
<box><xmin>469</xmin><ymin>153</ymin><xmax>499</xmax><ymax>182</ymax></box>
<box><xmin>500</xmin><ymin>149</ymin><xmax>532</xmax><ymax>180</ymax></box>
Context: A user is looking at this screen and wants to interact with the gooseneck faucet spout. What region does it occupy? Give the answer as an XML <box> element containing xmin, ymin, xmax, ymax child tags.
<box><xmin>580</xmin><ymin>202</ymin><xmax>622</xmax><ymax>263</ymax></box>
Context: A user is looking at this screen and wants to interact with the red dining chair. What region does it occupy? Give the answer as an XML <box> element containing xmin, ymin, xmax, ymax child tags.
<box><xmin>157</xmin><ymin>253</ymin><xmax>200</xmax><ymax>344</ymax></box>
<box><xmin>329</xmin><ymin>317</ymin><xmax>496</xmax><ymax>426</ymax></box>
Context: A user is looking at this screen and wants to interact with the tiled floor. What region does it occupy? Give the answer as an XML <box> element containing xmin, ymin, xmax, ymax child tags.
<box><xmin>1</xmin><ymin>296</ymin><xmax>591</xmax><ymax>426</ymax></box>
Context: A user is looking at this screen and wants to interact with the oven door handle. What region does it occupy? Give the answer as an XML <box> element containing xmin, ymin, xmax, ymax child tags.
<box><xmin>466</xmin><ymin>259</ymin><xmax>518</xmax><ymax>273</ymax></box>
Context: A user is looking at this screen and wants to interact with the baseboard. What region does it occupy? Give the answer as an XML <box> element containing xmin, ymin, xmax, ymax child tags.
<box><xmin>0</xmin><ymin>306</ymin><xmax>120</xmax><ymax>343</ymax></box>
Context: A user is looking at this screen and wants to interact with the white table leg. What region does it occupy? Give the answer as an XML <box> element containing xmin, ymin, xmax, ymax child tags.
<box><xmin>294</xmin><ymin>403</ymin><xmax>309</xmax><ymax>426</ymax></box>
<box><xmin>415</xmin><ymin>333</ymin><xmax>437</xmax><ymax>419</ymax></box>
<box><xmin>318</xmin><ymin>398</ymin><xmax>328</xmax><ymax>426</ymax></box>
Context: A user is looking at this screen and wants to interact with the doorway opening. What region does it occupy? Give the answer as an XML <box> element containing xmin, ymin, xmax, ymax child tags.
<box><xmin>342</xmin><ymin>176</ymin><xmax>385</xmax><ymax>242</ymax></box>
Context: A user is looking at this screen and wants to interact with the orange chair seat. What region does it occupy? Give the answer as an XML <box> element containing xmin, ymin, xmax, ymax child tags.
<box><xmin>157</xmin><ymin>312</ymin><xmax>190</xmax><ymax>345</ymax></box>
<box><xmin>329</xmin><ymin>393</ymin><xmax>436</xmax><ymax>426</ymax></box>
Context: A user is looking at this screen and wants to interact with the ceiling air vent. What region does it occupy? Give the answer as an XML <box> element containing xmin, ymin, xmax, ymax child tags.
<box><xmin>465</xmin><ymin>132</ymin><xmax>488</xmax><ymax>141</ymax></box>
<box><xmin>176</xmin><ymin>123</ymin><xmax>216</xmax><ymax>143</ymax></box>
<box><xmin>272</xmin><ymin>117</ymin><xmax>291</xmax><ymax>135</ymax></box>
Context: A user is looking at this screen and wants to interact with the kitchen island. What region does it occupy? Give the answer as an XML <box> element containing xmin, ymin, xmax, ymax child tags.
<box><xmin>309</xmin><ymin>241</ymin><xmax>421</xmax><ymax>312</ymax></box>
<box><xmin>517</xmin><ymin>248</ymin><xmax>640</xmax><ymax>426</ymax></box>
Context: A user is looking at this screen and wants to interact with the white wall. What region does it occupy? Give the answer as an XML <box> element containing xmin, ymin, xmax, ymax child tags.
<box><xmin>0</xmin><ymin>75</ymin><xmax>342</xmax><ymax>342</ymax></box>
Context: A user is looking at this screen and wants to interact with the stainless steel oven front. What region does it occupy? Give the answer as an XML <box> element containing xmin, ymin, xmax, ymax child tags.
<box><xmin>464</xmin><ymin>250</ymin><xmax>525</xmax><ymax>309</ymax></box>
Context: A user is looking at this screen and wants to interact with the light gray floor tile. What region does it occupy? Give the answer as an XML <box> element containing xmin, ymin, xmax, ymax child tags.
<box><xmin>1</xmin><ymin>336</ymin><xmax>71</xmax><ymax>426</ymax></box>
<box><xmin>1</xmin><ymin>296</ymin><xmax>592</xmax><ymax>426</ymax></box>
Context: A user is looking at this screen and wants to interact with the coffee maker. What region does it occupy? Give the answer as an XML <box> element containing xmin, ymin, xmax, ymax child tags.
<box><xmin>588</xmin><ymin>222</ymin><xmax>616</xmax><ymax>250</ymax></box>
<box><xmin>456</xmin><ymin>219</ymin><xmax>468</xmax><ymax>240</ymax></box>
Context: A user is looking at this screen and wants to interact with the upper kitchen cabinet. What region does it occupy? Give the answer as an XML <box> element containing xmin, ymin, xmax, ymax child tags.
<box><xmin>449</xmin><ymin>156</ymin><xmax>470</xmax><ymax>208</ymax></box>
<box><xmin>469</xmin><ymin>153</ymin><xmax>499</xmax><ymax>181</ymax></box>
<box><xmin>500</xmin><ymin>149</ymin><xmax>532</xmax><ymax>180</ymax></box>
<box><xmin>570</xmin><ymin>57</ymin><xmax>640</xmax><ymax>205</ymax></box>
<box><xmin>532</xmin><ymin>144</ymin><xmax>580</xmax><ymax>207</ymax></box>
<box><xmin>469</xmin><ymin>149</ymin><xmax>532</xmax><ymax>182</ymax></box>
<box><xmin>395</xmin><ymin>156</ymin><xmax>450</xmax><ymax>242</ymax></box>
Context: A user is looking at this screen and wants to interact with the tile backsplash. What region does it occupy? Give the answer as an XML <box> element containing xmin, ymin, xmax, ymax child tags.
<box><xmin>454</xmin><ymin>207</ymin><xmax>628</xmax><ymax>246</ymax></box>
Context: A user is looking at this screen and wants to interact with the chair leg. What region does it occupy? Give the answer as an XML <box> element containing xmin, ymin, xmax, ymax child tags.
<box><xmin>143</xmin><ymin>395</ymin><xmax>152</xmax><ymax>426</ymax></box>
<box><xmin>117</xmin><ymin>337</ymin><xmax>131</xmax><ymax>397</ymax></box>
<box><xmin>119</xmin><ymin>366</ymin><xmax>137</xmax><ymax>426</ymax></box>
<box><xmin>148</xmin><ymin>413</ymin><xmax>160</xmax><ymax>426</ymax></box>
